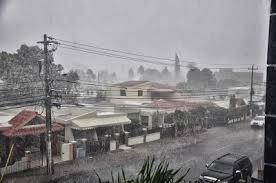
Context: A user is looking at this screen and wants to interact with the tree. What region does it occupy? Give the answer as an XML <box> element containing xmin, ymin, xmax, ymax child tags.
<box><xmin>98</xmin><ymin>70</ymin><xmax>109</xmax><ymax>82</ymax></box>
<box><xmin>217</xmin><ymin>79</ymin><xmax>242</xmax><ymax>88</ymax></box>
<box><xmin>109</xmin><ymin>72</ymin><xmax>117</xmax><ymax>83</ymax></box>
<box><xmin>128</xmin><ymin>68</ymin><xmax>134</xmax><ymax>79</ymax></box>
<box><xmin>187</xmin><ymin>67</ymin><xmax>201</xmax><ymax>88</ymax></box>
<box><xmin>86</xmin><ymin>69</ymin><xmax>96</xmax><ymax>80</ymax></box>
<box><xmin>110</xmin><ymin>72</ymin><xmax>117</xmax><ymax>78</ymax></box>
<box><xmin>137</xmin><ymin>65</ymin><xmax>145</xmax><ymax>75</ymax></box>
<box><xmin>186</xmin><ymin>67</ymin><xmax>216</xmax><ymax>90</ymax></box>
<box><xmin>174</xmin><ymin>53</ymin><xmax>181</xmax><ymax>80</ymax></box>
<box><xmin>0</xmin><ymin>45</ymin><xmax>64</xmax><ymax>99</ymax></box>
<box><xmin>161</xmin><ymin>67</ymin><xmax>170</xmax><ymax>77</ymax></box>
<box><xmin>201</xmin><ymin>68</ymin><xmax>216</xmax><ymax>88</ymax></box>
<box><xmin>142</xmin><ymin>68</ymin><xmax>161</xmax><ymax>82</ymax></box>
<box><xmin>161</xmin><ymin>67</ymin><xmax>171</xmax><ymax>83</ymax></box>
<box><xmin>176</xmin><ymin>82</ymin><xmax>188</xmax><ymax>90</ymax></box>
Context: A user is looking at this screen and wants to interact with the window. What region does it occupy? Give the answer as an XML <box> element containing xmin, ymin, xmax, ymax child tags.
<box><xmin>138</xmin><ymin>90</ymin><xmax>143</xmax><ymax>96</ymax></box>
<box><xmin>141</xmin><ymin>116</ymin><xmax>149</xmax><ymax>127</ymax></box>
<box><xmin>120</xmin><ymin>89</ymin><xmax>126</xmax><ymax>96</ymax></box>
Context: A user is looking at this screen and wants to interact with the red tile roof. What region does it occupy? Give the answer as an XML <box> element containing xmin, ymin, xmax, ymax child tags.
<box><xmin>8</xmin><ymin>110</ymin><xmax>37</xmax><ymax>129</ymax></box>
<box><xmin>113</xmin><ymin>81</ymin><xmax>175</xmax><ymax>91</ymax></box>
<box><xmin>113</xmin><ymin>80</ymin><xmax>148</xmax><ymax>87</ymax></box>
<box><xmin>1</xmin><ymin>110</ymin><xmax>64</xmax><ymax>137</ymax></box>
<box><xmin>145</xmin><ymin>82</ymin><xmax>175</xmax><ymax>90</ymax></box>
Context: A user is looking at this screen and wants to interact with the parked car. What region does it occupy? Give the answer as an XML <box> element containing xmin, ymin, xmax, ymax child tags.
<box><xmin>250</xmin><ymin>116</ymin><xmax>265</xmax><ymax>128</ymax></box>
<box><xmin>199</xmin><ymin>153</ymin><xmax>253</xmax><ymax>183</ymax></box>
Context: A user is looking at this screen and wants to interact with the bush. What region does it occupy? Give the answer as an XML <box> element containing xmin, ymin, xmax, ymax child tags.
<box><xmin>96</xmin><ymin>157</ymin><xmax>190</xmax><ymax>183</ymax></box>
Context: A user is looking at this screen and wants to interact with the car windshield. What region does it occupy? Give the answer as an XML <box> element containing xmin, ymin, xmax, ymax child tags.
<box><xmin>208</xmin><ymin>161</ymin><xmax>233</xmax><ymax>174</ymax></box>
<box><xmin>255</xmin><ymin>116</ymin><xmax>264</xmax><ymax>120</ymax></box>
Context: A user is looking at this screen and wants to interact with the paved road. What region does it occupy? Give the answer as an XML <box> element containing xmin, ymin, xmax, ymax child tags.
<box><xmin>5</xmin><ymin>122</ymin><xmax>264</xmax><ymax>183</ymax></box>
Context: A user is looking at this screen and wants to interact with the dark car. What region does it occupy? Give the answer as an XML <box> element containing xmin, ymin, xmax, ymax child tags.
<box><xmin>199</xmin><ymin>153</ymin><xmax>253</xmax><ymax>183</ymax></box>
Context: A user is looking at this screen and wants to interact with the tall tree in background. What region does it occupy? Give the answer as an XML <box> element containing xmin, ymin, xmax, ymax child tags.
<box><xmin>174</xmin><ymin>53</ymin><xmax>181</xmax><ymax>81</ymax></box>
<box><xmin>137</xmin><ymin>65</ymin><xmax>145</xmax><ymax>75</ymax></box>
<box><xmin>186</xmin><ymin>67</ymin><xmax>216</xmax><ymax>90</ymax></box>
<box><xmin>109</xmin><ymin>72</ymin><xmax>117</xmax><ymax>83</ymax></box>
<box><xmin>0</xmin><ymin>44</ymin><xmax>78</xmax><ymax>104</ymax></box>
<box><xmin>128</xmin><ymin>68</ymin><xmax>134</xmax><ymax>79</ymax></box>
<box><xmin>201</xmin><ymin>68</ymin><xmax>216</xmax><ymax>88</ymax></box>
<box><xmin>142</xmin><ymin>68</ymin><xmax>161</xmax><ymax>82</ymax></box>
<box><xmin>161</xmin><ymin>67</ymin><xmax>171</xmax><ymax>83</ymax></box>
<box><xmin>86</xmin><ymin>69</ymin><xmax>96</xmax><ymax>81</ymax></box>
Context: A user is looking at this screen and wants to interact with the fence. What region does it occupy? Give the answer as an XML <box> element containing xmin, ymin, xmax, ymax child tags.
<box><xmin>0</xmin><ymin>157</ymin><xmax>29</xmax><ymax>175</ymax></box>
<box><xmin>127</xmin><ymin>131</ymin><xmax>161</xmax><ymax>146</ymax></box>
<box><xmin>145</xmin><ymin>132</ymin><xmax>160</xmax><ymax>142</ymax></box>
<box><xmin>251</xmin><ymin>178</ymin><xmax>263</xmax><ymax>183</ymax></box>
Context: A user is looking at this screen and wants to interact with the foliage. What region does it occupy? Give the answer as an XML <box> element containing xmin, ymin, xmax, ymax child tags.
<box><xmin>96</xmin><ymin>157</ymin><xmax>189</xmax><ymax>183</ymax></box>
<box><xmin>86</xmin><ymin>69</ymin><xmax>96</xmax><ymax>80</ymax></box>
<box><xmin>128</xmin><ymin>68</ymin><xmax>134</xmax><ymax>79</ymax></box>
<box><xmin>142</xmin><ymin>68</ymin><xmax>161</xmax><ymax>82</ymax></box>
<box><xmin>175</xmin><ymin>82</ymin><xmax>188</xmax><ymax>90</ymax></box>
<box><xmin>186</xmin><ymin>67</ymin><xmax>216</xmax><ymax>90</ymax></box>
<box><xmin>174</xmin><ymin>54</ymin><xmax>180</xmax><ymax>79</ymax></box>
<box><xmin>217</xmin><ymin>79</ymin><xmax>242</xmax><ymax>88</ymax></box>
<box><xmin>137</xmin><ymin>65</ymin><xmax>145</xmax><ymax>75</ymax></box>
<box><xmin>0</xmin><ymin>44</ymin><xmax>84</xmax><ymax>104</ymax></box>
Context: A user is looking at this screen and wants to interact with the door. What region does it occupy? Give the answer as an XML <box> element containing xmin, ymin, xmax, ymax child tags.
<box><xmin>61</xmin><ymin>143</ymin><xmax>73</xmax><ymax>161</ymax></box>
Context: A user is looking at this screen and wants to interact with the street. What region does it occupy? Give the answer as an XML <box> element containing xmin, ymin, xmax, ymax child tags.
<box><xmin>5</xmin><ymin>122</ymin><xmax>264</xmax><ymax>183</ymax></box>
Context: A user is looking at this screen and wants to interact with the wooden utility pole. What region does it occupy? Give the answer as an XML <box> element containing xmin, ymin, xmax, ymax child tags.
<box><xmin>248</xmin><ymin>64</ymin><xmax>258</xmax><ymax>118</ymax></box>
<box><xmin>37</xmin><ymin>34</ymin><xmax>58</xmax><ymax>175</ymax></box>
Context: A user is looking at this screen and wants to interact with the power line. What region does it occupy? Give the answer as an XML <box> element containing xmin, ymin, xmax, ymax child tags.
<box><xmin>50</xmin><ymin>36</ymin><xmax>254</xmax><ymax>67</ymax></box>
<box><xmin>0</xmin><ymin>80</ymin><xmax>44</xmax><ymax>86</ymax></box>
<box><xmin>0</xmin><ymin>103</ymin><xmax>40</xmax><ymax>112</ymax></box>
<box><xmin>58</xmin><ymin>44</ymin><xmax>251</xmax><ymax>70</ymax></box>
<box><xmin>0</xmin><ymin>97</ymin><xmax>44</xmax><ymax>108</ymax></box>
<box><xmin>58</xmin><ymin>45</ymin><xmax>190</xmax><ymax>68</ymax></box>
<box><xmin>55</xmin><ymin>78</ymin><xmax>265</xmax><ymax>92</ymax></box>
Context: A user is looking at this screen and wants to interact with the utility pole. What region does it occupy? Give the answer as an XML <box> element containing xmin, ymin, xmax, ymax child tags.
<box><xmin>37</xmin><ymin>34</ymin><xmax>58</xmax><ymax>175</ymax></box>
<box><xmin>248</xmin><ymin>64</ymin><xmax>258</xmax><ymax>118</ymax></box>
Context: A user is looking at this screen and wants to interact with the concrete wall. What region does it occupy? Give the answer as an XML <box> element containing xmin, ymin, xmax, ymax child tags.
<box><xmin>110</xmin><ymin>140</ymin><xmax>116</xmax><ymax>151</ymax></box>
<box><xmin>0</xmin><ymin>157</ymin><xmax>29</xmax><ymax>175</ymax></box>
<box><xmin>146</xmin><ymin>132</ymin><xmax>160</xmax><ymax>142</ymax></box>
<box><xmin>108</xmin><ymin>87</ymin><xmax>152</xmax><ymax>104</ymax></box>
<box><xmin>65</xmin><ymin>126</ymin><xmax>74</xmax><ymax>141</ymax></box>
<box><xmin>128</xmin><ymin>135</ymin><xmax>144</xmax><ymax>146</ymax></box>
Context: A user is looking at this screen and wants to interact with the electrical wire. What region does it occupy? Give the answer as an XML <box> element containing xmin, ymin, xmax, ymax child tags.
<box><xmin>58</xmin><ymin>44</ymin><xmax>251</xmax><ymax>70</ymax></box>
<box><xmin>50</xmin><ymin>36</ymin><xmax>255</xmax><ymax>67</ymax></box>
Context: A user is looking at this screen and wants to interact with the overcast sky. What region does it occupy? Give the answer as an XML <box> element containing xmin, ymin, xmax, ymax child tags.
<box><xmin>0</xmin><ymin>0</ymin><xmax>271</xmax><ymax>78</ymax></box>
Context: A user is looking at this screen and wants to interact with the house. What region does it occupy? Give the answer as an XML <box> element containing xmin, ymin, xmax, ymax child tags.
<box><xmin>54</xmin><ymin>107</ymin><xmax>131</xmax><ymax>142</ymax></box>
<box><xmin>214</xmin><ymin>68</ymin><xmax>263</xmax><ymax>85</ymax></box>
<box><xmin>0</xmin><ymin>110</ymin><xmax>64</xmax><ymax>164</ymax></box>
<box><xmin>107</xmin><ymin>81</ymin><xmax>177</xmax><ymax>105</ymax></box>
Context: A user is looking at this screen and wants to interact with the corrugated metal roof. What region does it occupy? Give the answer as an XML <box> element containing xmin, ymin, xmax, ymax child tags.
<box><xmin>71</xmin><ymin>115</ymin><xmax>131</xmax><ymax>128</ymax></box>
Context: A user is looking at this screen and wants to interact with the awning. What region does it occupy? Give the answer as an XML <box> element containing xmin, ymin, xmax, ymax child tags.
<box><xmin>2</xmin><ymin>123</ymin><xmax>64</xmax><ymax>137</ymax></box>
<box><xmin>71</xmin><ymin>115</ymin><xmax>131</xmax><ymax>129</ymax></box>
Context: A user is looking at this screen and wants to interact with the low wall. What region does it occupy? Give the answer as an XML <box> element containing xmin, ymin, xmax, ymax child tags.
<box><xmin>110</xmin><ymin>140</ymin><xmax>116</xmax><ymax>151</ymax></box>
<box><xmin>146</xmin><ymin>132</ymin><xmax>160</xmax><ymax>142</ymax></box>
<box><xmin>0</xmin><ymin>157</ymin><xmax>29</xmax><ymax>175</ymax></box>
<box><xmin>128</xmin><ymin>135</ymin><xmax>144</xmax><ymax>146</ymax></box>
